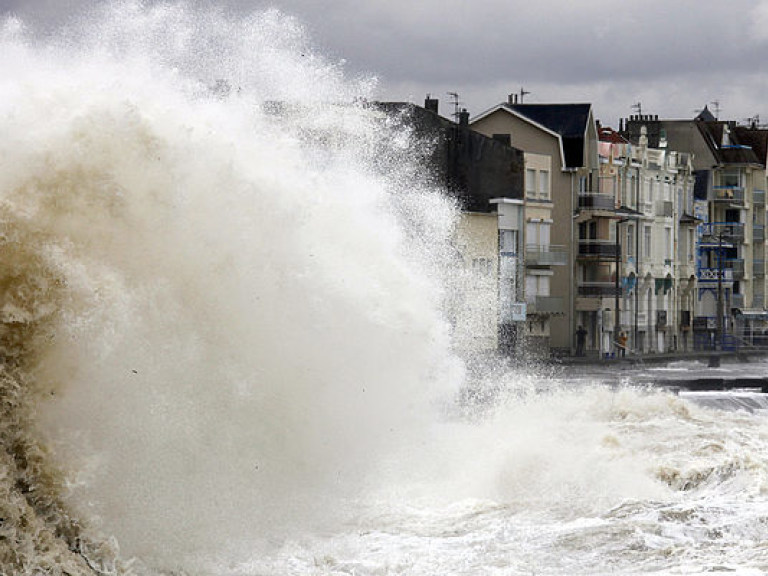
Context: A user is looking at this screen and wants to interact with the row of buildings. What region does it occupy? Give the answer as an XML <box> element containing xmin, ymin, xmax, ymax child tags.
<box><xmin>377</xmin><ymin>96</ymin><xmax>768</xmax><ymax>358</ymax></box>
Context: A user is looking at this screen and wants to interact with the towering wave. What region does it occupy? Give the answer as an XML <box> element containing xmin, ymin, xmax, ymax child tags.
<box><xmin>4</xmin><ymin>4</ymin><xmax>768</xmax><ymax>576</ymax></box>
<box><xmin>0</xmin><ymin>3</ymin><xmax>462</xmax><ymax>571</ymax></box>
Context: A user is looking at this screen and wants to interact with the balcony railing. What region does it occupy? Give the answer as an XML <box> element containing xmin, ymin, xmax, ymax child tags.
<box><xmin>754</xmin><ymin>260</ymin><xmax>765</xmax><ymax>278</ymax></box>
<box><xmin>577</xmin><ymin>282</ymin><xmax>621</xmax><ymax>297</ymax></box>
<box><xmin>712</xmin><ymin>186</ymin><xmax>745</xmax><ymax>205</ymax></box>
<box><xmin>699</xmin><ymin>222</ymin><xmax>745</xmax><ymax>243</ymax></box>
<box><xmin>698</xmin><ymin>267</ymin><xmax>734</xmax><ymax>282</ymax></box>
<box><xmin>755</xmin><ymin>292</ymin><xmax>765</xmax><ymax>308</ymax></box>
<box><xmin>578</xmin><ymin>193</ymin><xmax>616</xmax><ymax>211</ymax></box>
<box><xmin>526</xmin><ymin>295</ymin><xmax>565</xmax><ymax>315</ymax></box>
<box><xmin>577</xmin><ymin>239</ymin><xmax>619</xmax><ymax>259</ymax></box>
<box><xmin>732</xmin><ymin>293</ymin><xmax>745</xmax><ymax>309</ymax></box>
<box><xmin>755</xmin><ymin>190</ymin><xmax>766</xmax><ymax>205</ymax></box>
<box><xmin>525</xmin><ymin>244</ymin><xmax>569</xmax><ymax>266</ymax></box>
<box><xmin>755</xmin><ymin>225</ymin><xmax>765</xmax><ymax>243</ymax></box>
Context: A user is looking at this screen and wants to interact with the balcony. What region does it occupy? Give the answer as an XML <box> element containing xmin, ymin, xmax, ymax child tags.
<box><xmin>577</xmin><ymin>282</ymin><xmax>621</xmax><ymax>298</ymax></box>
<box><xmin>525</xmin><ymin>244</ymin><xmax>569</xmax><ymax>266</ymax></box>
<box><xmin>698</xmin><ymin>267</ymin><xmax>734</xmax><ymax>282</ymax></box>
<box><xmin>578</xmin><ymin>193</ymin><xmax>616</xmax><ymax>211</ymax></box>
<box><xmin>712</xmin><ymin>186</ymin><xmax>745</xmax><ymax>206</ymax></box>
<box><xmin>731</xmin><ymin>293</ymin><xmax>745</xmax><ymax>309</ymax></box>
<box><xmin>577</xmin><ymin>239</ymin><xmax>619</xmax><ymax>259</ymax></box>
<box><xmin>656</xmin><ymin>201</ymin><xmax>674</xmax><ymax>218</ymax></box>
<box><xmin>755</xmin><ymin>190</ymin><xmax>766</xmax><ymax>205</ymax></box>
<box><xmin>754</xmin><ymin>260</ymin><xmax>765</xmax><ymax>278</ymax></box>
<box><xmin>755</xmin><ymin>225</ymin><xmax>765</xmax><ymax>243</ymax></box>
<box><xmin>699</xmin><ymin>222</ymin><xmax>745</xmax><ymax>243</ymax></box>
<box><xmin>526</xmin><ymin>295</ymin><xmax>565</xmax><ymax>315</ymax></box>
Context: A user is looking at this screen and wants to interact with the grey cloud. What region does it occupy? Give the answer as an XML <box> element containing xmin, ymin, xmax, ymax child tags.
<box><xmin>5</xmin><ymin>0</ymin><xmax>768</xmax><ymax>126</ymax></box>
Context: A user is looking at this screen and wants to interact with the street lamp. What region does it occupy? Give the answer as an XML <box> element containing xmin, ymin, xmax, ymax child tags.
<box><xmin>614</xmin><ymin>208</ymin><xmax>641</xmax><ymax>354</ymax></box>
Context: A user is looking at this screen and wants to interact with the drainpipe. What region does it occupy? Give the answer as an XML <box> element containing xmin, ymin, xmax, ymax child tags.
<box><xmin>570</xmin><ymin>170</ymin><xmax>576</xmax><ymax>355</ymax></box>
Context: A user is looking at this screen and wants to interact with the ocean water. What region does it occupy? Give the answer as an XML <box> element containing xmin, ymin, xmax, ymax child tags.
<box><xmin>1</xmin><ymin>3</ymin><xmax>767</xmax><ymax>575</ymax></box>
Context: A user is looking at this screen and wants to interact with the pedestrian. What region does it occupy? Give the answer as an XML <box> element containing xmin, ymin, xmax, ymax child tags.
<box><xmin>575</xmin><ymin>325</ymin><xmax>587</xmax><ymax>357</ymax></box>
<box><xmin>617</xmin><ymin>331</ymin><xmax>628</xmax><ymax>357</ymax></box>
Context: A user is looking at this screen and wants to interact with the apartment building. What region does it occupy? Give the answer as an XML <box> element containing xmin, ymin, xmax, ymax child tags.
<box><xmin>374</xmin><ymin>98</ymin><xmax>526</xmax><ymax>355</ymax></box>
<box><xmin>600</xmin><ymin>125</ymin><xmax>697</xmax><ymax>353</ymax></box>
<box><xmin>622</xmin><ymin>109</ymin><xmax>768</xmax><ymax>349</ymax></box>
<box><xmin>471</xmin><ymin>100</ymin><xmax>599</xmax><ymax>354</ymax></box>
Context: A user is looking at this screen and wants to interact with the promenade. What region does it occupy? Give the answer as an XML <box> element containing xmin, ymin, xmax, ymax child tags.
<box><xmin>552</xmin><ymin>348</ymin><xmax>768</xmax><ymax>393</ymax></box>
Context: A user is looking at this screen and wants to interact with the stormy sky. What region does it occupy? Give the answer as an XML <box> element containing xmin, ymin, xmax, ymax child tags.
<box><xmin>4</xmin><ymin>0</ymin><xmax>768</xmax><ymax>127</ymax></box>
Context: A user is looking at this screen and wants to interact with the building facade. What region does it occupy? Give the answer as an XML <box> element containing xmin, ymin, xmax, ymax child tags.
<box><xmin>622</xmin><ymin>110</ymin><xmax>768</xmax><ymax>350</ymax></box>
<box><xmin>471</xmin><ymin>100</ymin><xmax>599</xmax><ymax>354</ymax></box>
<box><xmin>375</xmin><ymin>98</ymin><xmax>526</xmax><ymax>355</ymax></box>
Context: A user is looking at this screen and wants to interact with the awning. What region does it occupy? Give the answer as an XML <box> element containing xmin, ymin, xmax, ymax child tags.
<box><xmin>733</xmin><ymin>308</ymin><xmax>768</xmax><ymax>320</ymax></box>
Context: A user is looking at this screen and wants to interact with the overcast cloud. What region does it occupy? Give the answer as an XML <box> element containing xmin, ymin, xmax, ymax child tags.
<box><xmin>4</xmin><ymin>0</ymin><xmax>768</xmax><ymax>127</ymax></box>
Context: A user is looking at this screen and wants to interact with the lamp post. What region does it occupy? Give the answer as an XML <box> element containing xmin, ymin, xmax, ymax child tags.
<box><xmin>716</xmin><ymin>230</ymin><xmax>724</xmax><ymax>350</ymax></box>
<box><xmin>614</xmin><ymin>213</ymin><xmax>637</xmax><ymax>354</ymax></box>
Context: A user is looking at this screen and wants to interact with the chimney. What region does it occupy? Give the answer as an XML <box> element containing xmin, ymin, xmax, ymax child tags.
<box><xmin>424</xmin><ymin>95</ymin><xmax>439</xmax><ymax>114</ymax></box>
<box><xmin>459</xmin><ymin>108</ymin><xmax>469</xmax><ymax>127</ymax></box>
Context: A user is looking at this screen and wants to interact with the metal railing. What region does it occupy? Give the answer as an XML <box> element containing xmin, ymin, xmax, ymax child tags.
<box><xmin>712</xmin><ymin>186</ymin><xmax>745</xmax><ymax>205</ymax></box>
<box><xmin>698</xmin><ymin>267</ymin><xmax>734</xmax><ymax>282</ymax></box>
<box><xmin>577</xmin><ymin>282</ymin><xmax>621</xmax><ymax>297</ymax></box>
<box><xmin>577</xmin><ymin>239</ymin><xmax>619</xmax><ymax>258</ymax></box>
<box><xmin>755</xmin><ymin>189</ymin><xmax>766</xmax><ymax>205</ymax></box>
<box><xmin>578</xmin><ymin>193</ymin><xmax>616</xmax><ymax>211</ymax></box>
<box><xmin>754</xmin><ymin>225</ymin><xmax>765</xmax><ymax>243</ymax></box>
<box><xmin>699</xmin><ymin>222</ymin><xmax>745</xmax><ymax>242</ymax></box>
<box><xmin>526</xmin><ymin>295</ymin><xmax>565</xmax><ymax>314</ymax></box>
<box><xmin>525</xmin><ymin>244</ymin><xmax>569</xmax><ymax>266</ymax></box>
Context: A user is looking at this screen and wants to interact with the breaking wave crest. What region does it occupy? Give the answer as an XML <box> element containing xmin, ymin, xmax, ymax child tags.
<box><xmin>0</xmin><ymin>3</ymin><xmax>463</xmax><ymax>571</ymax></box>
<box><xmin>3</xmin><ymin>3</ymin><xmax>768</xmax><ymax>575</ymax></box>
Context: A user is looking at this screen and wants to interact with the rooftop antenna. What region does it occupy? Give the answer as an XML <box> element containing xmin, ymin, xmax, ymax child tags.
<box><xmin>518</xmin><ymin>86</ymin><xmax>531</xmax><ymax>103</ymax></box>
<box><xmin>631</xmin><ymin>102</ymin><xmax>642</xmax><ymax>116</ymax></box>
<box><xmin>447</xmin><ymin>91</ymin><xmax>462</xmax><ymax>121</ymax></box>
<box><xmin>711</xmin><ymin>100</ymin><xmax>721</xmax><ymax>120</ymax></box>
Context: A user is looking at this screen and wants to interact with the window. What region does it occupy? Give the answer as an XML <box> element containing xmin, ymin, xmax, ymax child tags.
<box><xmin>722</xmin><ymin>168</ymin><xmax>742</xmax><ymax>188</ymax></box>
<box><xmin>665</xmin><ymin>228</ymin><xmax>672</xmax><ymax>261</ymax></box>
<box><xmin>644</xmin><ymin>226</ymin><xmax>652</xmax><ymax>259</ymax></box>
<box><xmin>499</xmin><ymin>229</ymin><xmax>518</xmax><ymax>254</ymax></box>
<box><xmin>538</xmin><ymin>170</ymin><xmax>550</xmax><ymax>200</ymax></box>
<box><xmin>526</xmin><ymin>169</ymin><xmax>536</xmax><ymax>198</ymax></box>
<box><xmin>527</xmin><ymin>221</ymin><xmax>551</xmax><ymax>247</ymax></box>
<box><xmin>688</xmin><ymin>228</ymin><xmax>694</xmax><ymax>262</ymax></box>
<box><xmin>525</xmin><ymin>274</ymin><xmax>550</xmax><ymax>299</ymax></box>
<box><xmin>627</xmin><ymin>224</ymin><xmax>634</xmax><ymax>257</ymax></box>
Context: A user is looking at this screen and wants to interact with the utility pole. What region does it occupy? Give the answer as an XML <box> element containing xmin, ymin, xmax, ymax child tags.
<box><xmin>707</xmin><ymin>230</ymin><xmax>726</xmax><ymax>367</ymax></box>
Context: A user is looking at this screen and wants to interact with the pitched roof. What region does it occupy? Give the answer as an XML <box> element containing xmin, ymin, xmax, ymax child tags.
<box><xmin>695</xmin><ymin>105</ymin><xmax>717</xmax><ymax>122</ymax></box>
<box><xmin>598</xmin><ymin>126</ymin><xmax>629</xmax><ymax>144</ymax></box>
<box><xmin>504</xmin><ymin>103</ymin><xmax>593</xmax><ymax>168</ymax></box>
<box><xmin>696</xmin><ymin>121</ymin><xmax>761</xmax><ymax>166</ymax></box>
<box><xmin>733</xmin><ymin>126</ymin><xmax>768</xmax><ymax>166</ymax></box>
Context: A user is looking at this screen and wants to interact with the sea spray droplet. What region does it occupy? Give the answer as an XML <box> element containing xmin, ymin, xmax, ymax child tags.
<box><xmin>1</xmin><ymin>1</ymin><xmax>462</xmax><ymax>571</ymax></box>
